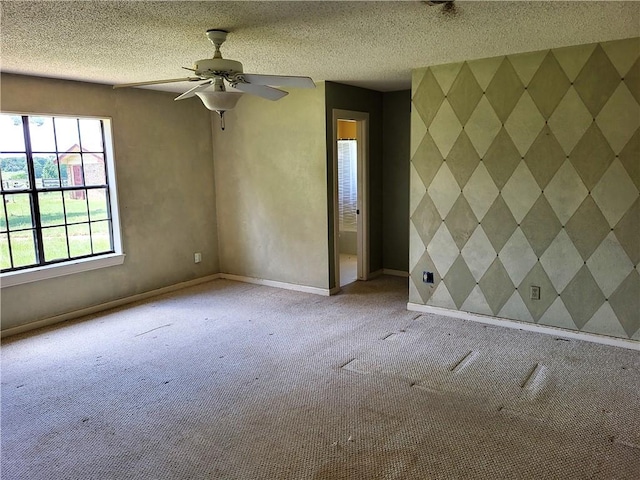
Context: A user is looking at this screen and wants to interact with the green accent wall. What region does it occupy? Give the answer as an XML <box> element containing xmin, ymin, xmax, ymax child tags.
<box><xmin>410</xmin><ymin>38</ymin><xmax>639</xmax><ymax>340</ymax></box>
<box><xmin>382</xmin><ymin>90</ymin><xmax>411</xmax><ymax>273</ymax></box>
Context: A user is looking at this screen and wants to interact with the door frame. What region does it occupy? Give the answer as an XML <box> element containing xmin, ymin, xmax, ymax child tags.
<box><xmin>332</xmin><ymin>109</ymin><xmax>369</xmax><ymax>288</ymax></box>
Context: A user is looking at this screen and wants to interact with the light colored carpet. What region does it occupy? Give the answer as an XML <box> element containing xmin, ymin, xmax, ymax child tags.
<box><xmin>2</xmin><ymin>276</ymin><xmax>639</xmax><ymax>479</ymax></box>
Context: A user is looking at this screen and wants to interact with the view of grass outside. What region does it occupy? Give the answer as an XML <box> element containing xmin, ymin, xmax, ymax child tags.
<box><xmin>1</xmin><ymin>114</ymin><xmax>114</xmax><ymax>271</ymax></box>
<box><xmin>1</xmin><ymin>190</ymin><xmax>112</xmax><ymax>270</ymax></box>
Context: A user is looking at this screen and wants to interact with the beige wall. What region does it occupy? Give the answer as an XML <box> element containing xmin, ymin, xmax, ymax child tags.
<box><xmin>213</xmin><ymin>84</ymin><xmax>329</xmax><ymax>289</ymax></box>
<box><xmin>410</xmin><ymin>38</ymin><xmax>639</xmax><ymax>340</ymax></box>
<box><xmin>1</xmin><ymin>74</ymin><xmax>219</xmax><ymax>330</ymax></box>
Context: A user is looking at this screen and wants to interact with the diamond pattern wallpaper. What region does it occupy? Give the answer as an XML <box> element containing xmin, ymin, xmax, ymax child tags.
<box><xmin>410</xmin><ymin>37</ymin><xmax>640</xmax><ymax>340</ymax></box>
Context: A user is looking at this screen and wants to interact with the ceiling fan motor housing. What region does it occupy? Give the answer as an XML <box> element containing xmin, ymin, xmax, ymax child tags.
<box><xmin>194</xmin><ymin>58</ymin><xmax>243</xmax><ymax>76</ymax></box>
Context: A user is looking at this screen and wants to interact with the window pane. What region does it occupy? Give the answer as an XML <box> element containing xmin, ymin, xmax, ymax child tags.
<box><xmin>42</xmin><ymin>226</ymin><xmax>69</xmax><ymax>262</ymax></box>
<box><xmin>0</xmin><ymin>115</ymin><xmax>25</xmax><ymax>152</ymax></box>
<box><xmin>0</xmin><ymin>202</ymin><xmax>6</xmax><ymax>231</ymax></box>
<box><xmin>58</xmin><ymin>153</ymin><xmax>84</xmax><ymax>187</ymax></box>
<box><xmin>83</xmin><ymin>154</ymin><xmax>106</xmax><ymax>186</ymax></box>
<box><xmin>91</xmin><ymin>220</ymin><xmax>112</xmax><ymax>253</ymax></box>
<box><xmin>68</xmin><ymin>223</ymin><xmax>92</xmax><ymax>257</ymax></box>
<box><xmin>79</xmin><ymin>119</ymin><xmax>103</xmax><ymax>152</ymax></box>
<box><xmin>29</xmin><ymin>117</ymin><xmax>56</xmax><ymax>152</ymax></box>
<box><xmin>54</xmin><ymin>117</ymin><xmax>80</xmax><ymax>153</ymax></box>
<box><xmin>5</xmin><ymin>193</ymin><xmax>33</xmax><ymax>230</ymax></box>
<box><xmin>39</xmin><ymin>191</ymin><xmax>65</xmax><ymax>227</ymax></box>
<box><xmin>64</xmin><ymin>190</ymin><xmax>89</xmax><ymax>223</ymax></box>
<box><xmin>37</xmin><ymin>154</ymin><xmax>61</xmax><ymax>189</ymax></box>
<box><xmin>10</xmin><ymin>230</ymin><xmax>37</xmax><ymax>267</ymax></box>
<box><xmin>88</xmin><ymin>188</ymin><xmax>108</xmax><ymax>220</ymax></box>
<box><xmin>0</xmin><ymin>154</ymin><xmax>30</xmax><ymax>191</ymax></box>
<box><xmin>0</xmin><ymin>232</ymin><xmax>10</xmax><ymax>269</ymax></box>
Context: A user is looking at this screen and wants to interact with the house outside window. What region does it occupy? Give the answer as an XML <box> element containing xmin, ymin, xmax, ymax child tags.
<box><xmin>0</xmin><ymin>113</ymin><xmax>123</xmax><ymax>287</ymax></box>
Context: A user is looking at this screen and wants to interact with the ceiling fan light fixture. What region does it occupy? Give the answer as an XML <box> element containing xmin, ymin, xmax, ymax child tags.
<box><xmin>195</xmin><ymin>91</ymin><xmax>243</xmax><ymax>113</ymax></box>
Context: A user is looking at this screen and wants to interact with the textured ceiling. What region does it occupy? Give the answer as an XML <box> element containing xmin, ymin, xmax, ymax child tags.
<box><xmin>1</xmin><ymin>1</ymin><xmax>639</xmax><ymax>93</ymax></box>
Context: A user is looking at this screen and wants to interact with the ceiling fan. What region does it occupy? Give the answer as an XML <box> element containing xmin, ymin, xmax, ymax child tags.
<box><xmin>113</xmin><ymin>29</ymin><xmax>315</xmax><ymax>129</ymax></box>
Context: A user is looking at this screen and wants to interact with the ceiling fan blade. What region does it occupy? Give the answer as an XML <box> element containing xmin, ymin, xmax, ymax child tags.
<box><xmin>113</xmin><ymin>77</ymin><xmax>200</xmax><ymax>89</ymax></box>
<box><xmin>242</xmin><ymin>74</ymin><xmax>315</xmax><ymax>89</ymax></box>
<box><xmin>174</xmin><ymin>80</ymin><xmax>213</xmax><ymax>101</ymax></box>
<box><xmin>232</xmin><ymin>82</ymin><xmax>288</xmax><ymax>101</ymax></box>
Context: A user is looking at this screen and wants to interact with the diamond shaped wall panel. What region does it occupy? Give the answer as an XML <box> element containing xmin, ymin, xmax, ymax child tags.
<box><xmin>483</xmin><ymin>128</ymin><xmax>521</xmax><ymax>190</ymax></box>
<box><xmin>465</xmin><ymin>97</ymin><xmax>502</xmax><ymax>158</ymax></box>
<box><xmin>596</xmin><ymin>83</ymin><xmax>640</xmax><ymax>154</ymax></box>
<box><xmin>413</xmin><ymin>68</ymin><xmax>445</xmax><ymax>128</ymax></box>
<box><xmin>446</xmin><ymin>131</ymin><xmax>480</xmax><ymax>189</ymax></box>
<box><xmin>547</xmin><ymin>88</ymin><xmax>593</xmax><ymax>155</ymax></box>
<box><xmin>543</xmin><ymin>161</ymin><xmax>588</xmax><ymax>225</ymax></box>
<box><xmin>462</xmin><ymin>163</ymin><xmax>499</xmax><ymax>222</ymax></box>
<box><xmin>591</xmin><ymin>159</ymin><xmax>638</xmax><ymax>227</ymax></box>
<box><xmin>569</xmin><ymin>123</ymin><xmax>615</xmax><ymax>190</ymax></box>
<box><xmin>586</xmin><ymin>232</ymin><xmax>634</xmax><ymax>298</ymax></box>
<box><xmin>565</xmin><ymin>196</ymin><xmax>610</xmax><ymax>261</ymax></box>
<box><xmin>479</xmin><ymin>258</ymin><xmax>515</xmax><ymax>315</ymax></box>
<box><xmin>527</xmin><ymin>51</ymin><xmax>571</xmax><ymax>119</ymax></box>
<box><xmin>485</xmin><ymin>58</ymin><xmax>525</xmax><ymax>123</ymax></box>
<box><xmin>411</xmin><ymin>37</ymin><xmax>640</xmax><ymax>340</ymax></box>
<box><xmin>574</xmin><ymin>44</ymin><xmax>621</xmax><ymax>117</ymax></box>
<box><xmin>429</xmin><ymin>102</ymin><xmax>462</xmax><ymax>158</ymax></box>
<box><xmin>412</xmin><ymin>130</ymin><xmax>443</xmax><ymax>189</ymax></box>
<box><xmin>520</xmin><ymin>195</ymin><xmax>562</xmax><ymax>258</ymax></box>
<box><xmin>482</xmin><ymin>196</ymin><xmax>518</xmax><ymax>253</ymax></box>
<box><xmin>447</xmin><ymin>63</ymin><xmax>484</xmax><ymax>125</ymax></box>
<box><xmin>539</xmin><ymin>230</ymin><xmax>584</xmax><ymax>293</ymax></box>
<box><xmin>524</xmin><ymin>125</ymin><xmax>565</xmax><ymax>189</ymax></box>
<box><xmin>504</xmin><ymin>92</ymin><xmax>546</xmax><ymax>156</ymax></box>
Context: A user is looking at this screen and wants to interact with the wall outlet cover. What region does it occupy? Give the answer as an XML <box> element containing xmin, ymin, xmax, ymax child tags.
<box><xmin>530</xmin><ymin>285</ymin><xmax>540</xmax><ymax>301</ymax></box>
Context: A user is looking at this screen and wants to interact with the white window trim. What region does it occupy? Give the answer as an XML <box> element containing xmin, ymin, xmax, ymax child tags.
<box><xmin>0</xmin><ymin>252</ymin><xmax>125</xmax><ymax>287</ymax></box>
<box><xmin>0</xmin><ymin>115</ymin><xmax>124</xmax><ymax>287</ymax></box>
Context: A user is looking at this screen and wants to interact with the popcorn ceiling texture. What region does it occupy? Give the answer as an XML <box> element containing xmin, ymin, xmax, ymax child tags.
<box><xmin>410</xmin><ymin>37</ymin><xmax>640</xmax><ymax>340</ymax></box>
<box><xmin>0</xmin><ymin>1</ymin><xmax>639</xmax><ymax>92</ymax></box>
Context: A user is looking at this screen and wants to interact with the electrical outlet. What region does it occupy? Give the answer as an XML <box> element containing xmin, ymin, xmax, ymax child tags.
<box><xmin>194</xmin><ymin>252</ymin><xmax>202</xmax><ymax>264</ymax></box>
<box><xmin>530</xmin><ymin>285</ymin><xmax>540</xmax><ymax>301</ymax></box>
<box><xmin>423</xmin><ymin>271</ymin><xmax>434</xmax><ymax>284</ymax></box>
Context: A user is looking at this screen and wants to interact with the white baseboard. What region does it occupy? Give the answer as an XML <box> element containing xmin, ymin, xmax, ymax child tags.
<box><xmin>2</xmin><ymin>274</ymin><xmax>222</xmax><ymax>338</ymax></box>
<box><xmin>383</xmin><ymin>269</ymin><xmax>409</xmax><ymax>277</ymax></box>
<box><xmin>407</xmin><ymin>303</ymin><xmax>639</xmax><ymax>351</ymax></box>
<box><xmin>220</xmin><ymin>273</ymin><xmax>333</xmax><ymax>296</ymax></box>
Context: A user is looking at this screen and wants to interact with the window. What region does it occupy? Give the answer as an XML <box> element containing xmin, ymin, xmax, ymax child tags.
<box><xmin>0</xmin><ymin>113</ymin><xmax>123</xmax><ymax>287</ymax></box>
<box><xmin>338</xmin><ymin>139</ymin><xmax>357</xmax><ymax>233</ymax></box>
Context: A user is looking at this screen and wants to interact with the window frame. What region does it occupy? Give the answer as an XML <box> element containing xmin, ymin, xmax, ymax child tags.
<box><xmin>0</xmin><ymin>112</ymin><xmax>124</xmax><ymax>288</ymax></box>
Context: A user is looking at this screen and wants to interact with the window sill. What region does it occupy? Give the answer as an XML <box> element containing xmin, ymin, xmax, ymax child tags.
<box><xmin>0</xmin><ymin>253</ymin><xmax>125</xmax><ymax>288</ymax></box>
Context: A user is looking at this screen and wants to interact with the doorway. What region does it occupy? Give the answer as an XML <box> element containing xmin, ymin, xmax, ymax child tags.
<box><xmin>332</xmin><ymin>110</ymin><xmax>369</xmax><ymax>288</ymax></box>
